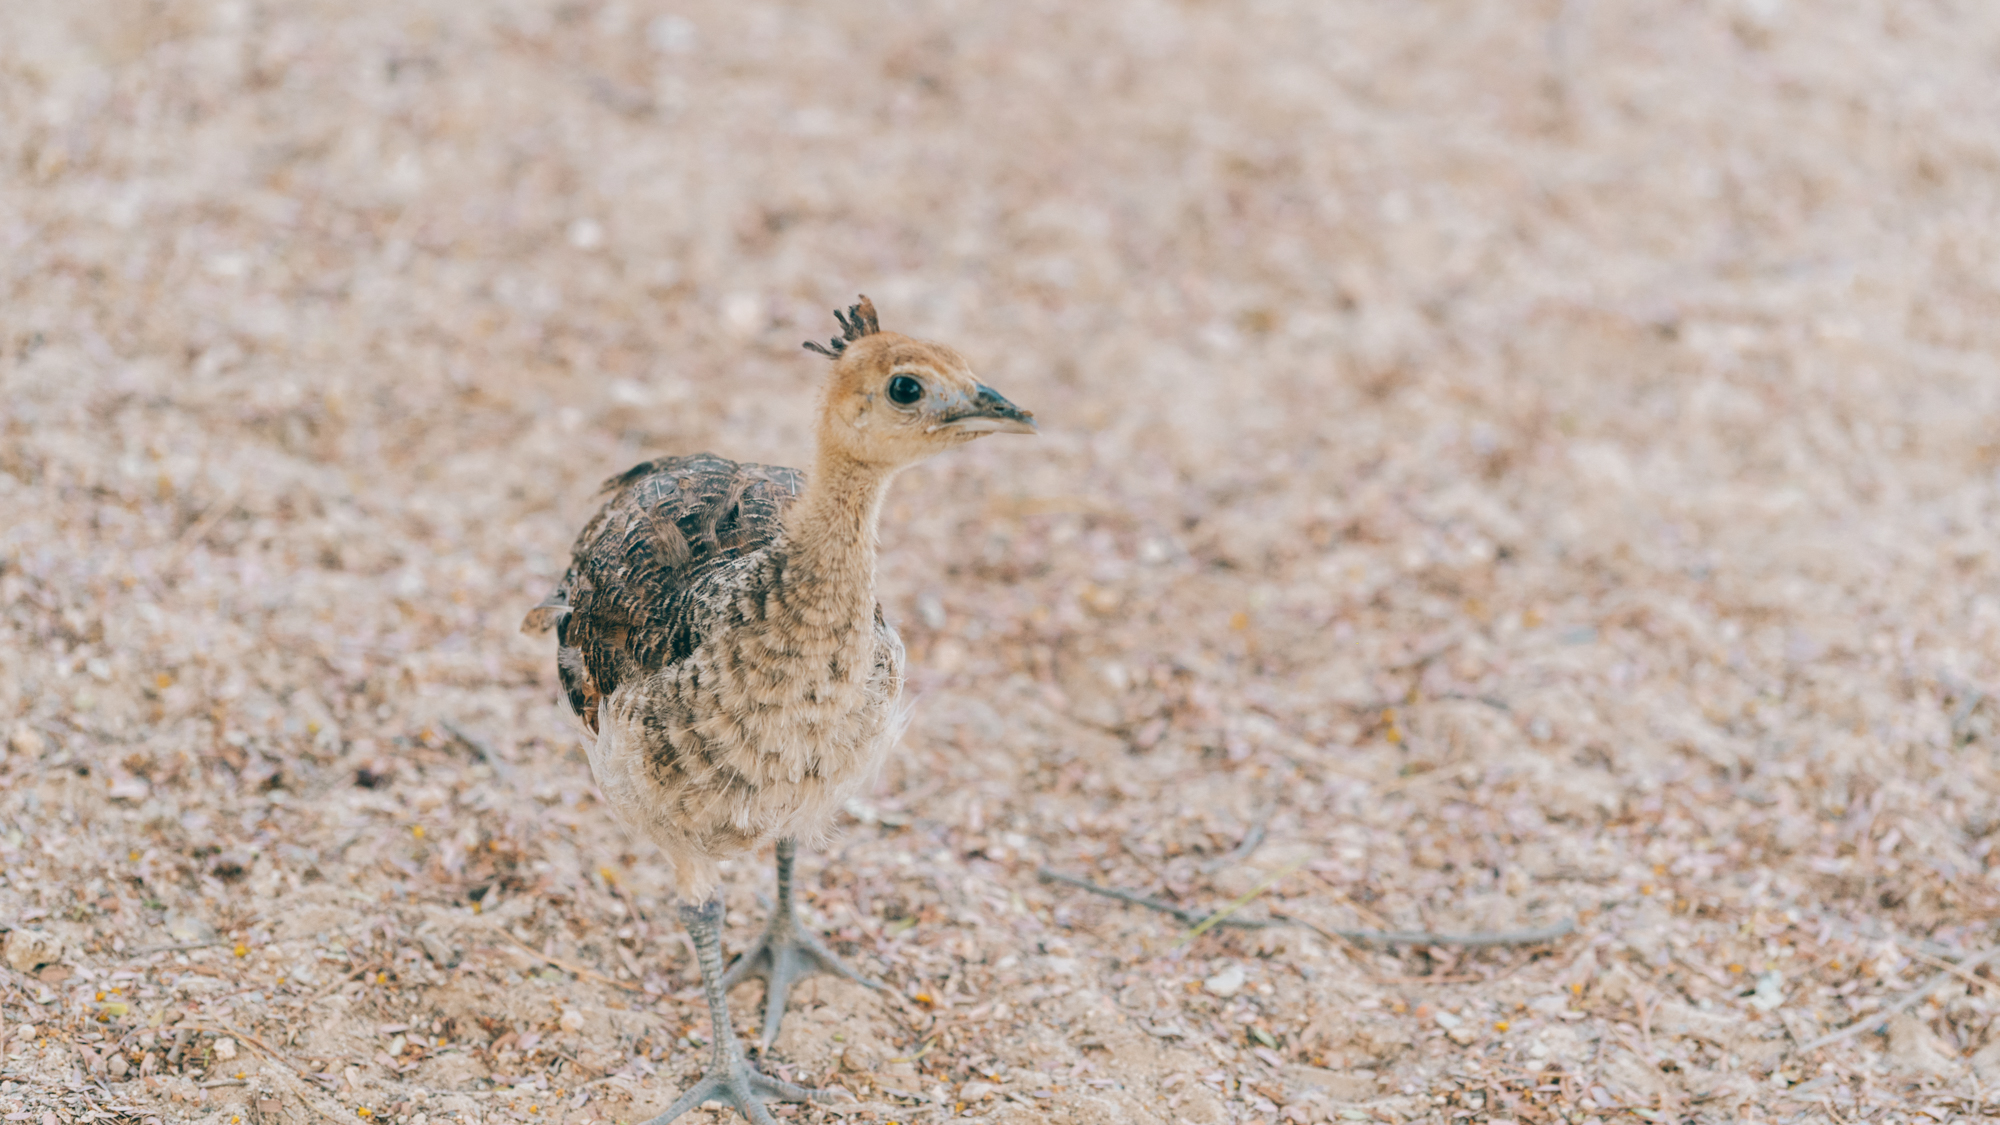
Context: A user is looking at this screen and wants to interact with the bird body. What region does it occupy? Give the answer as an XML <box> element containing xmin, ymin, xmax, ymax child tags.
<box><xmin>544</xmin><ymin>452</ymin><xmax>908</xmax><ymax>901</ymax></box>
<box><xmin>525</xmin><ymin>298</ymin><xmax>1034</xmax><ymax>1124</ymax></box>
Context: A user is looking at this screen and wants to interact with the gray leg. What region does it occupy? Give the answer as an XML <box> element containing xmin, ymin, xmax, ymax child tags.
<box><xmin>721</xmin><ymin>838</ymin><xmax>881</xmax><ymax>1045</ymax></box>
<box><xmin>639</xmin><ymin>898</ymin><xmax>844</xmax><ymax>1125</ymax></box>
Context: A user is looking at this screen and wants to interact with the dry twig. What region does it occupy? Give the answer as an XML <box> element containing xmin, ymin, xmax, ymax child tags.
<box><xmin>1794</xmin><ymin>944</ymin><xmax>2000</xmax><ymax>1054</ymax></box>
<box><xmin>490</xmin><ymin>930</ymin><xmax>646</xmax><ymax>993</ymax></box>
<box><xmin>158</xmin><ymin>488</ymin><xmax>241</xmax><ymax>580</ymax></box>
<box><xmin>1174</xmin><ymin>856</ymin><xmax>1308</xmax><ymax>946</ymax></box>
<box><xmin>127</xmin><ymin>940</ymin><xmax>227</xmax><ymax>957</ymax></box>
<box><xmin>1316</xmin><ymin>918</ymin><xmax>1575</xmax><ymax>948</ymax></box>
<box><xmin>305</xmin><ymin>960</ymin><xmax>384</xmax><ymax>1005</ymax></box>
<box><xmin>1303</xmin><ymin>868</ymin><xmax>1396</xmax><ymax>930</ymax></box>
<box><xmin>1200</xmin><ymin>806</ymin><xmax>1273</xmax><ymax>873</ymax></box>
<box><xmin>1038</xmin><ymin>866</ymin><xmax>1575</xmax><ymax>948</ymax></box>
<box><xmin>440</xmin><ymin>719</ymin><xmax>515</xmax><ymax>784</ymax></box>
<box><xmin>1906</xmin><ymin>948</ymin><xmax>1998</xmax><ymax>994</ymax></box>
<box><xmin>179</xmin><ymin>1023</ymin><xmax>301</xmax><ymax>1074</ymax></box>
<box><xmin>174</xmin><ymin>1022</ymin><xmax>354</xmax><ymax>1123</ymax></box>
<box><xmin>1035</xmin><ymin>868</ymin><xmax>1284</xmax><ymax>930</ymax></box>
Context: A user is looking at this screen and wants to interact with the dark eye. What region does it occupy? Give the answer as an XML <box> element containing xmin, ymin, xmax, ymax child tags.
<box><xmin>887</xmin><ymin>374</ymin><xmax>923</xmax><ymax>405</ymax></box>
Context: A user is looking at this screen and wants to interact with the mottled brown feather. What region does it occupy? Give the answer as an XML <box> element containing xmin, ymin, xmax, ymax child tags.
<box><xmin>524</xmin><ymin>453</ymin><xmax>807</xmax><ymax>734</ymax></box>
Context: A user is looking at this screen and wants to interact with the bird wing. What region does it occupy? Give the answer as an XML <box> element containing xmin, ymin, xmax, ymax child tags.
<box><xmin>523</xmin><ymin>453</ymin><xmax>805</xmax><ymax>733</ymax></box>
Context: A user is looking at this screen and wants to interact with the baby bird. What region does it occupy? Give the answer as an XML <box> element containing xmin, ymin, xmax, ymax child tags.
<box><xmin>523</xmin><ymin>297</ymin><xmax>1035</xmax><ymax>1124</ymax></box>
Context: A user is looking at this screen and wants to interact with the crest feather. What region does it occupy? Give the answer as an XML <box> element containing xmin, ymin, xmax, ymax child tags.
<box><xmin>802</xmin><ymin>295</ymin><xmax>881</xmax><ymax>358</ymax></box>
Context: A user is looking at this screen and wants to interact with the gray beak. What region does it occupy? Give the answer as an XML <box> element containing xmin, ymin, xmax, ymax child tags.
<box><xmin>938</xmin><ymin>383</ymin><xmax>1037</xmax><ymax>435</ymax></box>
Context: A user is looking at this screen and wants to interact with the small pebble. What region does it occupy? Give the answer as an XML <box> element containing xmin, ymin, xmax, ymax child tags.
<box><xmin>1203</xmin><ymin>964</ymin><xmax>1245</xmax><ymax>998</ymax></box>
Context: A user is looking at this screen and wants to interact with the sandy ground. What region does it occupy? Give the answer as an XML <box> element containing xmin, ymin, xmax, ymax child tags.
<box><xmin>5</xmin><ymin>1</ymin><xmax>2000</xmax><ymax>1123</ymax></box>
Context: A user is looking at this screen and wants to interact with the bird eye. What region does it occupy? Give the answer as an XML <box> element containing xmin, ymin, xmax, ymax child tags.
<box><xmin>887</xmin><ymin>374</ymin><xmax>923</xmax><ymax>405</ymax></box>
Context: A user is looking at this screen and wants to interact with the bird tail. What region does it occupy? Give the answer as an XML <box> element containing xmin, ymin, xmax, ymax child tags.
<box><xmin>520</xmin><ymin>602</ymin><xmax>570</xmax><ymax>635</ymax></box>
<box><xmin>520</xmin><ymin>591</ymin><xmax>572</xmax><ymax>636</ymax></box>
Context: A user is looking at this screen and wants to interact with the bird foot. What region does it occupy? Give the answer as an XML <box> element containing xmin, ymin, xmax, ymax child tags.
<box><xmin>640</xmin><ymin>1053</ymin><xmax>847</xmax><ymax>1125</ymax></box>
<box><xmin>722</xmin><ymin>908</ymin><xmax>880</xmax><ymax>1045</ymax></box>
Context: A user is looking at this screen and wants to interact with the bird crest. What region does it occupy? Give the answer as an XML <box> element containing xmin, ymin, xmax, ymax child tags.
<box><xmin>802</xmin><ymin>295</ymin><xmax>881</xmax><ymax>358</ymax></box>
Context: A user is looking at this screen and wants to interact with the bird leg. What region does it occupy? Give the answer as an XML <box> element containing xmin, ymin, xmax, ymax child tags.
<box><xmin>642</xmin><ymin>898</ymin><xmax>842</xmax><ymax>1125</ymax></box>
<box><xmin>722</xmin><ymin>837</ymin><xmax>880</xmax><ymax>1045</ymax></box>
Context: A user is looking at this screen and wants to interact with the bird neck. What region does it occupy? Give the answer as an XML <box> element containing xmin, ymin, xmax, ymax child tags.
<box><xmin>782</xmin><ymin>451</ymin><xmax>895</xmax><ymax>604</ymax></box>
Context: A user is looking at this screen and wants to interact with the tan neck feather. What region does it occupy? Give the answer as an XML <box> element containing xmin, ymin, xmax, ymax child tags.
<box><xmin>782</xmin><ymin>447</ymin><xmax>894</xmax><ymax>611</ymax></box>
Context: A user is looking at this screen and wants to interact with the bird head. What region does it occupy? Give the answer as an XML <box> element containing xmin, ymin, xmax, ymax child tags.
<box><xmin>805</xmin><ymin>295</ymin><xmax>1037</xmax><ymax>470</ymax></box>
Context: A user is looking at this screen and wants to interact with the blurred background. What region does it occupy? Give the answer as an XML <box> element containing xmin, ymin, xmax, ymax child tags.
<box><xmin>3</xmin><ymin>1</ymin><xmax>1999</xmax><ymax>1122</ymax></box>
